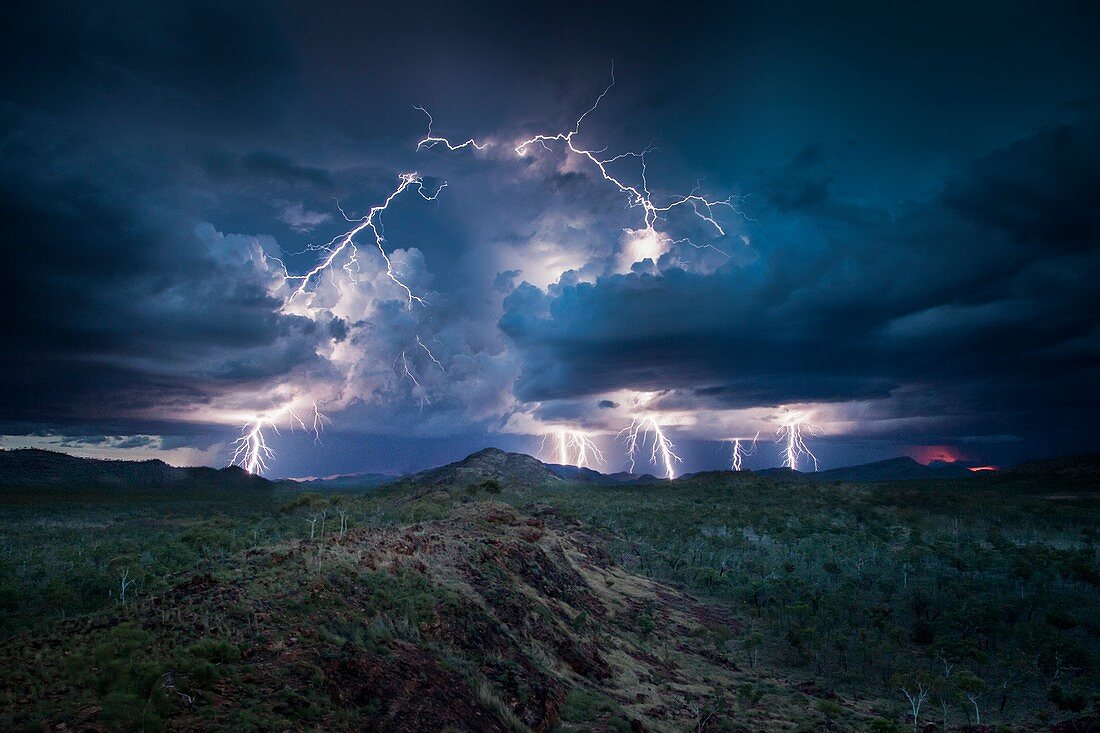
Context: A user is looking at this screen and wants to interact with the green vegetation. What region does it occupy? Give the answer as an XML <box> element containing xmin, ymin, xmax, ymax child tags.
<box><xmin>523</xmin><ymin>472</ymin><xmax>1100</xmax><ymax>730</ymax></box>
<box><xmin>0</xmin><ymin>457</ymin><xmax>1097</xmax><ymax>731</ymax></box>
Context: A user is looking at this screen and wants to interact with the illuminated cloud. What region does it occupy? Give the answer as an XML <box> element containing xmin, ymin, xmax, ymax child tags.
<box><xmin>1</xmin><ymin>2</ymin><xmax>1097</xmax><ymax>474</ymax></box>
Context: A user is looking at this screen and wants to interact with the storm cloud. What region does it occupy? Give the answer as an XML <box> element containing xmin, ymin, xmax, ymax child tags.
<box><xmin>1</xmin><ymin>0</ymin><xmax>1098</xmax><ymax>474</ymax></box>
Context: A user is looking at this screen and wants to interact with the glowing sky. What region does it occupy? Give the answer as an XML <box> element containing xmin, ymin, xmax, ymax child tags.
<box><xmin>1</xmin><ymin>2</ymin><xmax>1098</xmax><ymax>476</ymax></box>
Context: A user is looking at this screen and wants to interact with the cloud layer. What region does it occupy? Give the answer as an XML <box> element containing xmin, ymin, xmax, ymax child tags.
<box><xmin>1</xmin><ymin>1</ymin><xmax>1097</xmax><ymax>474</ymax></box>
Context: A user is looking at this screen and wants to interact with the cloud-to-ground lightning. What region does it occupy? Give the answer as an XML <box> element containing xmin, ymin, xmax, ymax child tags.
<box><xmin>776</xmin><ymin>415</ymin><xmax>822</xmax><ymax>471</ymax></box>
<box><xmin>234</xmin><ymin>72</ymin><xmax>742</xmax><ymax>476</ymax></box>
<box><xmin>233</xmin><ymin>140</ymin><xmax>464</xmax><ymax>473</ymax></box>
<box><xmin>230</xmin><ymin>404</ymin><xmax>328</xmax><ymax>475</ymax></box>
<box><xmin>540</xmin><ymin>430</ymin><xmax>605</xmax><ymax>469</ymax></box>
<box><xmin>514</xmin><ymin>66</ymin><xmax>744</xmax><ymax>256</ymax></box>
<box><xmin>231</xmin><ymin>418</ymin><xmax>275</xmax><ymax>475</ymax></box>
<box><xmin>730</xmin><ymin>432</ymin><xmax>760</xmax><ymax>471</ymax></box>
<box><xmin>619</xmin><ymin>416</ymin><xmax>681</xmax><ymax>479</ymax></box>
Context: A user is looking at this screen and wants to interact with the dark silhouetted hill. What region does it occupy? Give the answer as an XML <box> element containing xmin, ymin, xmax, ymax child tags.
<box><xmin>1007</xmin><ymin>454</ymin><xmax>1100</xmax><ymax>480</ymax></box>
<box><xmin>544</xmin><ymin>463</ymin><xmax>660</xmax><ymax>484</ymax></box>
<box><xmin>810</xmin><ymin>456</ymin><xmax>974</xmax><ymax>482</ymax></box>
<box><xmin>0</xmin><ymin>448</ymin><xmax>270</xmax><ymax>491</ymax></box>
<box><xmin>395</xmin><ymin>447</ymin><xmax>562</xmax><ymax>490</ymax></box>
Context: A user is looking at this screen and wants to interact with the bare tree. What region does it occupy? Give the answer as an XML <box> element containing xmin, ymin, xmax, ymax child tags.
<box><xmin>159</xmin><ymin>672</ymin><xmax>195</xmax><ymax>707</ymax></box>
<box><xmin>336</xmin><ymin>509</ymin><xmax>349</xmax><ymax>537</ymax></box>
<box><xmin>965</xmin><ymin>692</ymin><xmax>982</xmax><ymax>726</ymax></box>
<box><xmin>306</xmin><ymin>515</ymin><xmax>319</xmax><ymax>540</ymax></box>
<box><xmin>900</xmin><ymin>562</ymin><xmax>914</xmax><ymax>589</ymax></box>
<box><xmin>900</xmin><ymin>682</ymin><xmax>929</xmax><ymax>729</ymax></box>
<box><xmin>118</xmin><ymin>568</ymin><xmax>136</xmax><ymax>605</ymax></box>
<box><xmin>687</xmin><ymin>693</ymin><xmax>723</xmax><ymax>732</ymax></box>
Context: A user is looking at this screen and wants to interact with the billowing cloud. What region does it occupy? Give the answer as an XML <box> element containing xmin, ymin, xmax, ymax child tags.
<box><xmin>1</xmin><ymin>1</ymin><xmax>1097</xmax><ymax>474</ymax></box>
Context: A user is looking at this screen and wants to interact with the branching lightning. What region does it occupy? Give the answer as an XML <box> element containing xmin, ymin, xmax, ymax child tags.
<box><xmin>231</xmin><ymin>418</ymin><xmax>275</xmax><ymax>475</ymax></box>
<box><xmin>776</xmin><ymin>417</ymin><xmax>822</xmax><ymax>472</ymax></box>
<box><xmin>231</xmin><ymin>404</ymin><xmax>328</xmax><ymax>475</ymax></box>
<box><xmin>540</xmin><ymin>430</ymin><xmax>605</xmax><ymax>469</ymax></box>
<box><xmin>415</xmin><ymin>106</ymin><xmax>488</xmax><ymax>152</ymax></box>
<box><xmin>228</xmin><ymin>112</ymin><xmax>476</xmax><ymax>475</ymax></box>
<box><xmin>230</xmin><ymin>72</ymin><xmax>751</xmax><ymax>477</ymax></box>
<box><xmin>514</xmin><ymin>65</ymin><xmax>743</xmax><ymax>256</ymax></box>
<box><xmin>619</xmin><ymin>416</ymin><xmax>681</xmax><ymax>479</ymax></box>
<box><xmin>730</xmin><ymin>432</ymin><xmax>760</xmax><ymax>471</ymax></box>
<box><xmin>280</xmin><ymin>173</ymin><xmax>444</xmax><ymax>309</ymax></box>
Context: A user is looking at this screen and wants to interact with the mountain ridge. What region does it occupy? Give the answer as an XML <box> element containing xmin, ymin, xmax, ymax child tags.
<box><xmin>6</xmin><ymin>446</ymin><xmax>1100</xmax><ymax>491</ymax></box>
<box><xmin>0</xmin><ymin>448</ymin><xmax>271</xmax><ymax>491</ymax></box>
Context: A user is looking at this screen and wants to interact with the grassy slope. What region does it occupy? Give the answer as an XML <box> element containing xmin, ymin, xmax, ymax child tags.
<box><xmin>0</xmin><ymin>464</ymin><xmax>1097</xmax><ymax>731</ymax></box>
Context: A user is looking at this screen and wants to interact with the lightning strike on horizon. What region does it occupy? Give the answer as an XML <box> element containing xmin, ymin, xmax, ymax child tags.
<box><xmin>231</xmin><ymin>418</ymin><xmax>275</xmax><ymax>475</ymax></box>
<box><xmin>776</xmin><ymin>417</ymin><xmax>822</xmax><ymax>472</ymax></box>
<box><xmin>619</xmin><ymin>416</ymin><xmax>681</xmax><ymax>480</ymax></box>
<box><xmin>730</xmin><ymin>432</ymin><xmax>760</xmax><ymax>471</ymax></box>
<box><xmin>230</xmin><ymin>404</ymin><xmax>329</xmax><ymax>475</ymax></box>
<box><xmin>514</xmin><ymin>65</ymin><xmax>744</xmax><ymax>255</ymax></box>
<box><xmin>540</xmin><ymin>430</ymin><xmax>605</xmax><ymax>469</ymax></box>
<box><xmin>237</xmin><ymin>72</ymin><xmax>742</xmax><ymax>477</ymax></box>
<box><xmin>280</xmin><ymin>172</ymin><xmax>444</xmax><ymax>309</ymax></box>
<box><xmin>230</xmin><ymin>111</ymin><xmax>476</xmax><ymax>475</ymax></box>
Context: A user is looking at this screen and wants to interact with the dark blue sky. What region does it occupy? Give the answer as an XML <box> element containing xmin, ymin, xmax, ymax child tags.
<box><xmin>0</xmin><ymin>1</ymin><xmax>1097</xmax><ymax>476</ymax></box>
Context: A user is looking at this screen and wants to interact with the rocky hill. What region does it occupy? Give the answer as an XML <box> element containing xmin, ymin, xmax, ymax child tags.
<box><xmin>394</xmin><ymin>447</ymin><xmax>564</xmax><ymax>492</ymax></box>
<box><xmin>0</xmin><ymin>501</ymin><xmax>838</xmax><ymax>732</ymax></box>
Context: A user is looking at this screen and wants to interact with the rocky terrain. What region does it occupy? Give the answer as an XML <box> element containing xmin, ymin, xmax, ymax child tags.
<box><xmin>1</xmin><ymin>448</ymin><xmax>1098</xmax><ymax>731</ymax></box>
<box><xmin>0</xmin><ymin>499</ymin><xmax>847</xmax><ymax>732</ymax></box>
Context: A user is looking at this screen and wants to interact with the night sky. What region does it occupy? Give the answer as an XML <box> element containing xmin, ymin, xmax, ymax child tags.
<box><xmin>1</xmin><ymin>1</ymin><xmax>1098</xmax><ymax>476</ymax></box>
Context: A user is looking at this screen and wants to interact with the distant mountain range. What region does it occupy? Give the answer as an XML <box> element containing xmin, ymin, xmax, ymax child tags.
<box><xmin>3</xmin><ymin>446</ymin><xmax>1098</xmax><ymax>492</ymax></box>
<box><xmin>0</xmin><ymin>448</ymin><xmax>270</xmax><ymax>491</ymax></box>
<box><xmin>761</xmin><ymin>456</ymin><xmax>976</xmax><ymax>482</ymax></box>
<box><xmin>543</xmin><ymin>462</ymin><xmax>660</xmax><ymax>484</ymax></box>
<box><xmin>289</xmin><ymin>471</ymin><xmax>395</xmax><ymax>490</ymax></box>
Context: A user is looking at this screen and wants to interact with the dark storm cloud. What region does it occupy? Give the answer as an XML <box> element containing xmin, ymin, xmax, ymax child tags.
<box><xmin>502</xmin><ymin>112</ymin><xmax>1100</xmax><ymax>449</ymax></box>
<box><xmin>1</xmin><ymin>0</ymin><xmax>1098</xmax><ymax>471</ymax></box>
<box><xmin>1</xmin><ymin>1</ymin><xmax>293</xmax><ymax>126</ymax></box>
<box><xmin>0</xmin><ymin>105</ymin><xmax>328</xmax><ymax>424</ymax></box>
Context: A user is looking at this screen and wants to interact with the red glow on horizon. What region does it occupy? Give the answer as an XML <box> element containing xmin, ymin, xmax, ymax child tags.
<box><xmin>907</xmin><ymin>445</ymin><xmax>964</xmax><ymax>465</ymax></box>
<box><xmin>969</xmin><ymin>465</ymin><xmax>999</xmax><ymax>472</ymax></box>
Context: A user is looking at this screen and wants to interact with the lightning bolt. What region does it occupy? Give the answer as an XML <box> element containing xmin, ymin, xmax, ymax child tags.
<box><xmin>416</xmin><ymin>335</ymin><xmax>446</xmax><ymax>372</ymax></box>
<box><xmin>231</xmin><ymin>121</ymin><xmax>465</xmax><ymax>474</ymax></box>
<box><xmin>230</xmin><ymin>418</ymin><xmax>275</xmax><ymax>475</ymax></box>
<box><xmin>234</xmin><ymin>70</ymin><xmax>742</xmax><ymax>477</ymax></box>
<box><xmin>730</xmin><ymin>432</ymin><xmax>760</xmax><ymax>471</ymax></box>
<box><xmin>230</xmin><ymin>404</ymin><xmax>328</xmax><ymax>475</ymax></box>
<box><xmin>397</xmin><ymin>351</ymin><xmax>431</xmax><ymax>409</ymax></box>
<box><xmin>514</xmin><ymin>64</ymin><xmax>744</xmax><ymax>256</ymax></box>
<box><xmin>540</xmin><ymin>429</ymin><xmax>605</xmax><ymax>469</ymax></box>
<box><xmin>776</xmin><ymin>416</ymin><xmax>822</xmax><ymax>472</ymax></box>
<box><xmin>618</xmin><ymin>416</ymin><xmax>681</xmax><ymax>480</ymax></box>
<box><xmin>279</xmin><ymin>172</ymin><xmax>444</xmax><ymax>309</ymax></box>
<box><xmin>415</xmin><ymin>106</ymin><xmax>488</xmax><ymax>152</ymax></box>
